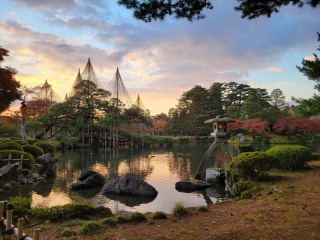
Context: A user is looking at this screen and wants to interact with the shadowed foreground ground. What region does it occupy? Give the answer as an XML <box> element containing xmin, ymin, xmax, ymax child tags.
<box><xmin>27</xmin><ymin>161</ymin><xmax>320</xmax><ymax>240</ymax></box>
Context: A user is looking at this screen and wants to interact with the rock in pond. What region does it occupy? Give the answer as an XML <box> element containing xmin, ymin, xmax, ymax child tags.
<box><xmin>175</xmin><ymin>179</ymin><xmax>211</xmax><ymax>191</ymax></box>
<box><xmin>101</xmin><ymin>173</ymin><xmax>158</xmax><ymax>197</ymax></box>
<box><xmin>70</xmin><ymin>169</ymin><xmax>105</xmax><ymax>190</ymax></box>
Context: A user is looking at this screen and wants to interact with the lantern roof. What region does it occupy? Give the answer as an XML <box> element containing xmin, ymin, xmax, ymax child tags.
<box><xmin>204</xmin><ymin>115</ymin><xmax>235</xmax><ymax>124</ymax></box>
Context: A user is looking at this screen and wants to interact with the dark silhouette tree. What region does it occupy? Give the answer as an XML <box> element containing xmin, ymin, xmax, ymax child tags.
<box><xmin>235</xmin><ymin>0</ymin><xmax>320</xmax><ymax>19</ymax></box>
<box><xmin>118</xmin><ymin>0</ymin><xmax>320</xmax><ymax>22</ymax></box>
<box><xmin>297</xmin><ymin>32</ymin><xmax>320</xmax><ymax>91</ymax></box>
<box><xmin>0</xmin><ymin>46</ymin><xmax>21</xmax><ymax>113</ymax></box>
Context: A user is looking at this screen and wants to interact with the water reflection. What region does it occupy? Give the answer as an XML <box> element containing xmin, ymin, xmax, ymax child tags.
<box><xmin>2</xmin><ymin>143</ymin><xmax>235</xmax><ymax>213</ymax></box>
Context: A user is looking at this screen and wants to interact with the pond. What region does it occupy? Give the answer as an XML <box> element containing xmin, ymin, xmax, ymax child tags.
<box><xmin>2</xmin><ymin>142</ymin><xmax>319</xmax><ymax>214</ymax></box>
<box><xmin>1</xmin><ymin>142</ymin><xmax>234</xmax><ymax>214</ymax></box>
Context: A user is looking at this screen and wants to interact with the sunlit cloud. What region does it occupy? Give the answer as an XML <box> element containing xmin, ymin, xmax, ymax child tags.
<box><xmin>266</xmin><ymin>66</ymin><xmax>284</xmax><ymax>72</ymax></box>
<box><xmin>0</xmin><ymin>0</ymin><xmax>319</xmax><ymax>115</ymax></box>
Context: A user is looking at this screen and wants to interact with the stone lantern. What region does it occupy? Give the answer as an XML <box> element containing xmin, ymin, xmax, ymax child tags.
<box><xmin>205</xmin><ymin>115</ymin><xmax>235</xmax><ymax>142</ymax></box>
<box><xmin>195</xmin><ymin>115</ymin><xmax>236</xmax><ymax>179</ymax></box>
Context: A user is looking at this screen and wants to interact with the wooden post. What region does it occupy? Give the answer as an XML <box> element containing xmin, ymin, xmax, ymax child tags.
<box><xmin>34</xmin><ymin>228</ymin><xmax>40</xmax><ymax>240</ymax></box>
<box><xmin>6</xmin><ymin>210</ymin><xmax>13</xmax><ymax>240</ymax></box>
<box><xmin>8</xmin><ymin>154</ymin><xmax>12</xmax><ymax>165</ymax></box>
<box><xmin>18</xmin><ymin>218</ymin><xmax>24</xmax><ymax>239</ymax></box>
<box><xmin>0</xmin><ymin>201</ymin><xmax>5</xmax><ymax>219</ymax></box>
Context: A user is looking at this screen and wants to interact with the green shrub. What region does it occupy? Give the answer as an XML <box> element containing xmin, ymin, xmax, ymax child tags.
<box><xmin>22</xmin><ymin>145</ymin><xmax>44</xmax><ymax>159</ymax></box>
<box><xmin>14</xmin><ymin>140</ymin><xmax>29</xmax><ymax>146</ymax></box>
<box><xmin>197</xmin><ymin>206</ymin><xmax>208</xmax><ymax>212</ymax></box>
<box><xmin>8</xmin><ymin>196</ymin><xmax>32</xmax><ymax>217</ymax></box>
<box><xmin>64</xmin><ymin>219</ymin><xmax>85</xmax><ymax>226</ymax></box>
<box><xmin>151</xmin><ymin>211</ymin><xmax>167</xmax><ymax>220</ymax></box>
<box><xmin>230</xmin><ymin>181</ymin><xmax>253</xmax><ymax>197</ymax></box>
<box><xmin>79</xmin><ymin>221</ymin><xmax>102</xmax><ymax>235</ymax></box>
<box><xmin>115</xmin><ymin>215</ymin><xmax>128</xmax><ymax>223</ymax></box>
<box><xmin>266</xmin><ymin>145</ymin><xmax>312</xmax><ymax>170</ymax></box>
<box><xmin>311</xmin><ymin>152</ymin><xmax>320</xmax><ymax>161</ymax></box>
<box><xmin>172</xmin><ymin>202</ymin><xmax>188</xmax><ymax>217</ymax></box>
<box><xmin>0</xmin><ymin>150</ymin><xmax>35</xmax><ymax>168</ymax></box>
<box><xmin>0</xmin><ymin>138</ymin><xmax>13</xmax><ymax>144</ymax></box>
<box><xmin>26</xmin><ymin>139</ymin><xmax>39</xmax><ymax>145</ymax></box>
<box><xmin>57</xmin><ymin>227</ymin><xmax>74</xmax><ymax>237</ymax></box>
<box><xmin>0</xmin><ymin>141</ymin><xmax>23</xmax><ymax>151</ymax></box>
<box><xmin>238</xmin><ymin>144</ymin><xmax>255</xmax><ymax>153</ymax></box>
<box><xmin>229</xmin><ymin>151</ymin><xmax>275</xmax><ymax>181</ymax></box>
<box><xmin>100</xmin><ymin>217</ymin><xmax>118</xmax><ymax>227</ymax></box>
<box><xmin>33</xmin><ymin>142</ymin><xmax>54</xmax><ymax>153</ymax></box>
<box><xmin>31</xmin><ymin>202</ymin><xmax>95</xmax><ymax>221</ymax></box>
<box><xmin>128</xmin><ymin>212</ymin><xmax>147</xmax><ymax>223</ymax></box>
<box><xmin>240</xmin><ymin>186</ymin><xmax>262</xmax><ymax>200</ymax></box>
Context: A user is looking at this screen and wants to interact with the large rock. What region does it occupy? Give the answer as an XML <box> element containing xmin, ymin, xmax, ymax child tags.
<box><xmin>0</xmin><ymin>162</ymin><xmax>21</xmax><ymax>181</ymax></box>
<box><xmin>70</xmin><ymin>169</ymin><xmax>105</xmax><ymax>190</ymax></box>
<box><xmin>36</xmin><ymin>153</ymin><xmax>57</xmax><ymax>177</ymax></box>
<box><xmin>101</xmin><ymin>173</ymin><xmax>158</xmax><ymax>197</ymax></box>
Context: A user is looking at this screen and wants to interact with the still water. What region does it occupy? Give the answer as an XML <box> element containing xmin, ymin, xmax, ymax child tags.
<box><xmin>1</xmin><ymin>142</ymin><xmax>234</xmax><ymax>214</ymax></box>
<box><xmin>3</xmin><ymin>142</ymin><xmax>319</xmax><ymax>214</ymax></box>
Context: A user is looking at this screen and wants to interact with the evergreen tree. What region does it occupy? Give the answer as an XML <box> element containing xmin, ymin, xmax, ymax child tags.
<box><xmin>269</xmin><ymin>88</ymin><xmax>288</xmax><ymax>124</ymax></box>
<box><xmin>240</xmin><ymin>88</ymin><xmax>271</xmax><ymax>120</ymax></box>
<box><xmin>297</xmin><ymin>32</ymin><xmax>320</xmax><ymax>91</ymax></box>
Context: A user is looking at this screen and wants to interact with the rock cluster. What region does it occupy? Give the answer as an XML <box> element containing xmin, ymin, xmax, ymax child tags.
<box><xmin>0</xmin><ymin>153</ymin><xmax>57</xmax><ymax>191</ymax></box>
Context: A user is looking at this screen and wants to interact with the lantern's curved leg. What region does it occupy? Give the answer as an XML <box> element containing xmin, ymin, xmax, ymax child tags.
<box><xmin>225</xmin><ymin>143</ymin><xmax>236</xmax><ymax>158</ymax></box>
<box><xmin>195</xmin><ymin>141</ymin><xmax>218</xmax><ymax>179</ymax></box>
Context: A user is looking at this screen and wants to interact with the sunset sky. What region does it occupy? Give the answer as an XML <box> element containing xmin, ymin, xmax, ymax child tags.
<box><xmin>0</xmin><ymin>0</ymin><xmax>319</xmax><ymax>115</ymax></box>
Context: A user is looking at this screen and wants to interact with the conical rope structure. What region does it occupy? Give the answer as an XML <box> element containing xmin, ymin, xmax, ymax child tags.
<box><xmin>106</xmin><ymin>67</ymin><xmax>132</xmax><ymax>111</ymax></box>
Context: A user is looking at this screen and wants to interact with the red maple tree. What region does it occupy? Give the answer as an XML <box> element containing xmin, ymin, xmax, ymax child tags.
<box><xmin>241</xmin><ymin>118</ymin><xmax>269</xmax><ymax>139</ymax></box>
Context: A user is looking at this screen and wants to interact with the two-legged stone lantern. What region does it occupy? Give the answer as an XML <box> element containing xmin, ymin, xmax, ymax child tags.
<box><xmin>195</xmin><ymin>115</ymin><xmax>236</xmax><ymax>179</ymax></box>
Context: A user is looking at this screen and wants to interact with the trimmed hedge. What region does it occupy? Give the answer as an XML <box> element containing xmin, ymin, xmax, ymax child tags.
<box><xmin>22</xmin><ymin>145</ymin><xmax>44</xmax><ymax>159</ymax></box>
<box><xmin>266</xmin><ymin>145</ymin><xmax>312</xmax><ymax>170</ymax></box>
<box><xmin>0</xmin><ymin>150</ymin><xmax>35</xmax><ymax>168</ymax></box>
<box><xmin>229</xmin><ymin>151</ymin><xmax>275</xmax><ymax>181</ymax></box>
<box><xmin>0</xmin><ymin>141</ymin><xmax>23</xmax><ymax>151</ymax></box>
<box><xmin>238</xmin><ymin>144</ymin><xmax>255</xmax><ymax>153</ymax></box>
<box><xmin>0</xmin><ymin>138</ymin><xmax>14</xmax><ymax>144</ymax></box>
<box><xmin>33</xmin><ymin>142</ymin><xmax>54</xmax><ymax>153</ymax></box>
<box><xmin>14</xmin><ymin>140</ymin><xmax>29</xmax><ymax>146</ymax></box>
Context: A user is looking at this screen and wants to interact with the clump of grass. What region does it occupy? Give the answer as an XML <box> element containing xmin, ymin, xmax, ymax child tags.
<box><xmin>57</xmin><ymin>227</ymin><xmax>74</xmax><ymax>237</ymax></box>
<box><xmin>128</xmin><ymin>212</ymin><xmax>147</xmax><ymax>223</ymax></box>
<box><xmin>197</xmin><ymin>206</ymin><xmax>208</xmax><ymax>212</ymax></box>
<box><xmin>150</xmin><ymin>211</ymin><xmax>167</xmax><ymax>220</ymax></box>
<box><xmin>172</xmin><ymin>202</ymin><xmax>188</xmax><ymax>217</ymax></box>
<box><xmin>115</xmin><ymin>215</ymin><xmax>128</xmax><ymax>223</ymax></box>
<box><xmin>79</xmin><ymin>221</ymin><xmax>102</xmax><ymax>235</ymax></box>
<box><xmin>64</xmin><ymin>219</ymin><xmax>85</xmax><ymax>227</ymax></box>
<box><xmin>244</xmin><ymin>214</ymin><xmax>255</xmax><ymax>222</ymax></box>
<box><xmin>100</xmin><ymin>217</ymin><xmax>118</xmax><ymax>227</ymax></box>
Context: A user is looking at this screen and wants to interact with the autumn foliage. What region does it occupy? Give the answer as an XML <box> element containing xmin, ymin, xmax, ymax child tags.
<box><xmin>152</xmin><ymin>120</ymin><xmax>166</xmax><ymax>135</ymax></box>
<box><xmin>274</xmin><ymin>117</ymin><xmax>320</xmax><ymax>137</ymax></box>
<box><xmin>241</xmin><ymin>118</ymin><xmax>269</xmax><ymax>136</ymax></box>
